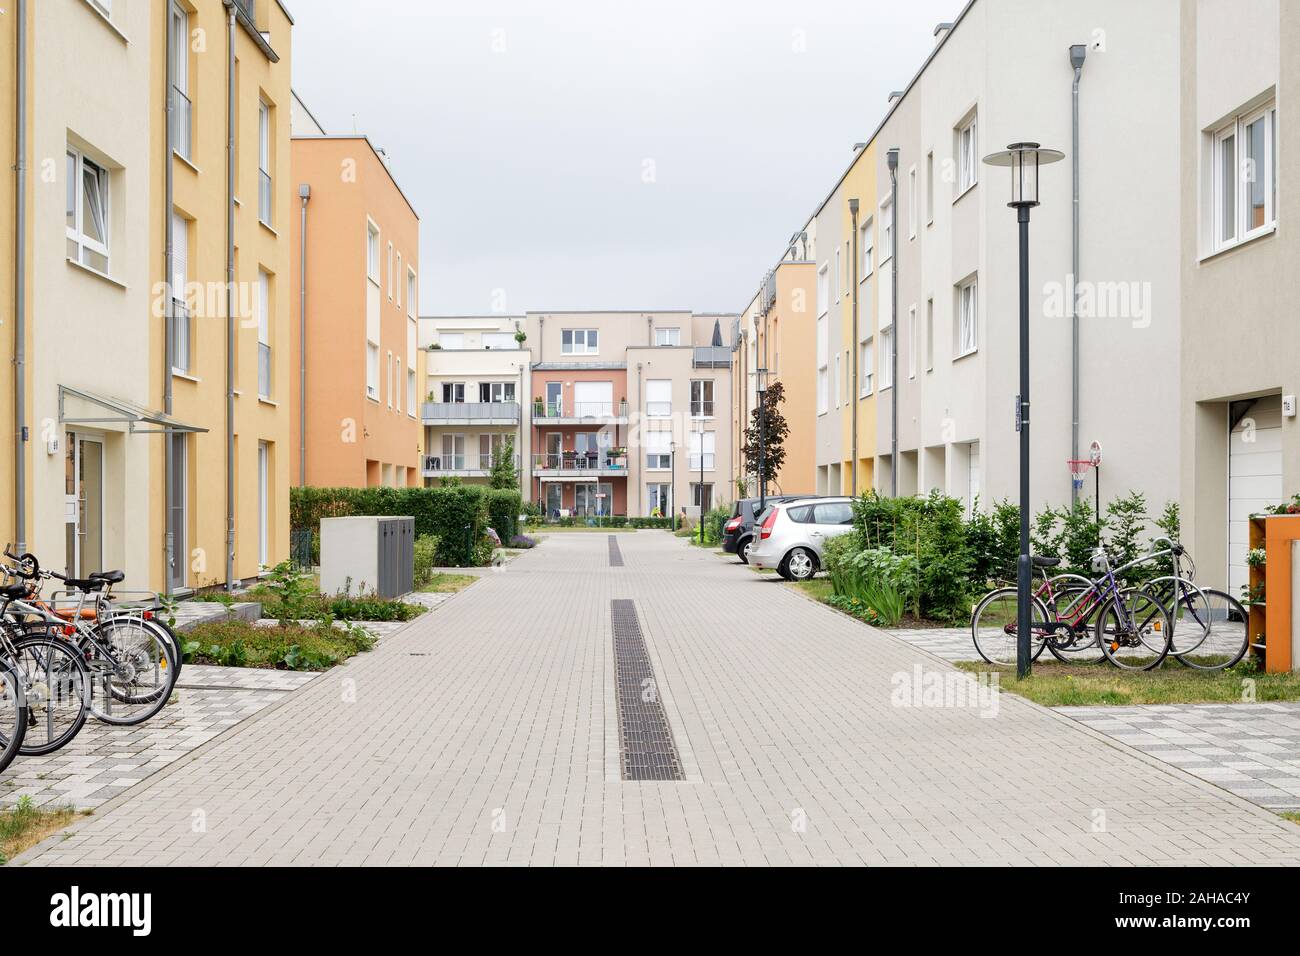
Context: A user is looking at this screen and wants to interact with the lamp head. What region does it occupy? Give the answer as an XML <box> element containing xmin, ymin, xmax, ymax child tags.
<box><xmin>981</xmin><ymin>142</ymin><xmax>1065</xmax><ymax>208</ymax></box>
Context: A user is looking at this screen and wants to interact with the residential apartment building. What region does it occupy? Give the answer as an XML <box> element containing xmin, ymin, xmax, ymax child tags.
<box><xmin>153</xmin><ymin>0</ymin><xmax>294</xmax><ymax>591</ymax></box>
<box><xmin>734</xmin><ymin>260</ymin><xmax>821</xmax><ymax>496</ymax></box>
<box><xmin>737</xmin><ymin>0</ymin><xmax>1183</xmax><ymax>522</ymax></box>
<box><xmin>2</xmin><ymin>3</ymin><xmax>26</xmax><ymax>557</ymax></box>
<box><xmin>522</xmin><ymin>311</ymin><xmax>734</xmax><ymax>518</ymax></box>
<box><xmin>417</xmin><ymin>316</ymin><xmax>529</xmax><ymax>489</ymax></box>
<box><xmin>1179</xmin><ymin>0</ymin><xmax>1289</xmax><ymax>597</ymax></box>
<box><xmin>291</xmin><ymin>104</ymin><xmax>424</xmax><ymax>489</ymax></box>
<box><xmin>20</xmin><ymin>0</ymin><xmax>158</xmax><ymax>590</ymax></box>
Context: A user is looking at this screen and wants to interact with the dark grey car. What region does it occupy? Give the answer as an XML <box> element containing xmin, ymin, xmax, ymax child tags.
<box><xmin>721</xmin><ymin>496</ymin><xmax>812</xmax><ymax>564</ymax></box>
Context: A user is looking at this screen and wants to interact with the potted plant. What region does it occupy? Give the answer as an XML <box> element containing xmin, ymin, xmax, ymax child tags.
<box><xmin>533</xmin><ymin>397</ymin><xmax>545</xmax><ymax>417</ymax></box>
<box><xmin>515</xmin><ymin>329</ymin><xmax>528</xmax><ymax>345</ymax></box>
<box><xmin>428</xmin><ymin>342</ymin><xmax>442</xmax><ymax>350</ymax></box>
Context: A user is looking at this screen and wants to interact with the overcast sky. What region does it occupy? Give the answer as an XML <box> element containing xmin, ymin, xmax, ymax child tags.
<box><xmin>291</xmin><ymin>0</ymin><xmax>962</xmax><ymax>316</ymax></box>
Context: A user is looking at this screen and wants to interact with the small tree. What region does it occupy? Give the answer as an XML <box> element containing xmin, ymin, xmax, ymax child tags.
<box><xmin>489</xmin><ymin>434</ymin><xmax>519</xmax><ymax>490</ymax></box>
<box><xmin>741</xmin><ymin>380</ymin><xmax>789</xmax><ymax>489</ymax></box>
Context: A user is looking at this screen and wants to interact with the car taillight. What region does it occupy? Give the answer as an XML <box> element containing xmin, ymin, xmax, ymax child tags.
<box><xmin>724</xmin><ymin>517</ymin><xmax>742</xmax><ymax>533</ymax></box>
<box><xmin>759</xmin><ymin>509</ymin><xmax>778</xmax><ymax>540</ymax></box>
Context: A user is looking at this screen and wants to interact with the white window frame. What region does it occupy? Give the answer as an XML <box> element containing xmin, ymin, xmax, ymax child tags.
<box><xmin>407</xmin><ymin>368</ymin><xmax>417</xmax><ymax>417</ymax></box>
<box><xmin>442</xmin><ymin>382</ymin><xmax>465</xmax><ymax>404</ymax></box>
<box><xmin>366</xmin><ymin>221</ymin><xmax>380</xmax><ymax>281</ymax></box>
<box><xmin>645</xmin><ymin>379</ymin><xmax>672</xmax><ymax>418</ymax></box>
<box><xmin>908</xmin><ymin>165</ymin><xmax>918</xmax><ymax>239</ymax></box>
<box><xmin>365</xmin><ymin>342</ymin><xmax>379</xmax><ymax>400</ymax></box>
<box><xmin>859</xmin><ymin>337</ymin><xmax>874</xmax><ymax>398</ymax></box>
<box><xmin>879</xmin><ymin>198</ymin><xmax>894</xmax><ymax>264</ymax></box>
<box><xmin>957</xmin><ymin>112</ymin><xmax>978</xmax><ymax>195</ymax></box>
<box><xmin>654</xmin><ymin>327</ymin><xmax>680</xmax><ymax>347</ymax></box>
<box><xmin>907</xmin><ymin>304</ymin><xmax>917</xmax><ymax>379</ymax></box>
<box><xmin>258</xmin><ymin>99</ymin><xmax>272</xmax><ymax>225</ymax></box>
<box><xmin>257</xmin><ymin>441</ymin><xmax>270</xmax><ymax>567</ymax></box>
<box><xmin>925</xmin><ymin>298</ymin><xmax>935</xmax><ymax>372</ymax></box>
<box><xmin>816</xmin><ymin>314</ymin><xmax>829</xmax><ymax>415</ymax></box>
<box><xmin>688</xmin><ymin>431</ymin><xmax>716</xmax><ymax>472</ymax></box>
<box><xmin>395</xmin><ymin>357</ymin><xmax>402</xmax><ymax>413</ymax></box>
<box><xmin>395</xmin><ymin>252</ymin><xmax>402</xmax><ymax>308</ymax></box>
<box><xmin>956</xmin><ymin>279</ymin><xmax>978</xmax><ymax>358</ymax></box>
<box><xmin>690</xmin><ymin>379</ymin><xmax>714</xmax><ymax>418</ymax></box>
<box><xmin>1211</xmin><ymin>100</ymin><xmax>1277</xmax><ymax>253</ymax></box>
<box><xmin>817</xmin><ymin>263</ymin><xmax>829</xmax><ymax>317</ymax></box>
<box><xmin>257</xmin><ymin>269</ymin><xmax>271</xmax><ymax>399</ymax></box>
<box><xmin>925</xmin><ymin>151</ymin><xmax>935</xmax><ymax>225</ymax></box>
<box><xmin>880</xmin><ymin>327</ymin><xmax>894</xmax><ymax>390</ymax></box>
<box><xmin>170</xmin><ymin>4</ymin><xmax>191</xmax><ymax>159</ymax></box>
<box><xmin>386</xmin><ymin>242</ymin><xmax>393</xmax><ymax>300</ymax></box>
<box><xmin>386</xmin><ymin>351</ymin><xmax>393</xmax><ymax>407</ymax></box>
<box><xmin>438</xmin><ymin>331</ymin><xmax>464</xmax><ymax>350</ymax></box>
<box><xmin>561</xmin><ymin>328</ymin><xmax>599</xmax><ymax>355</ymax></box>
<box><xmin>406</xmin><ymin>268</ymin><xmax>417</xmax><ymax>318</ymax></box>
<box><xmin>66</xmin><ymin>146</ymin><xmax>111</xmax><ymax>273</ymax></box>
<box><xmin>644</xmin><ymin>431</ymin><xmax>672</xmax><ymax>470</ymax></box>
<box><xmin>860</xmin><ymin>218</ymin><xmax>873</xmax><ymax>279</ymax></box>
<box><xmin>835</xmin><ymin>247</ymin><xmax>842</xmax><ymax>301</ymax></box>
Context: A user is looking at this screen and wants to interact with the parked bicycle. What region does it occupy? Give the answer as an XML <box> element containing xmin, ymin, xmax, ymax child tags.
<box><xmin>1139</xmin><ymin>537</ymin><xmax>1249</xmax><ymax>671</ymax></box>
<box><xmin>972</xmin><ymin>545</ymin><xmax>1175</xmax><ymax>671</ymax></box>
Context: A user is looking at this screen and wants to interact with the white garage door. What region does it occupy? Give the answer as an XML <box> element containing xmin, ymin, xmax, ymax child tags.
<box><xmin>1228</xmin><ymin>395</ymin><xmax>1283</xmax><ymax>597</ymax></box>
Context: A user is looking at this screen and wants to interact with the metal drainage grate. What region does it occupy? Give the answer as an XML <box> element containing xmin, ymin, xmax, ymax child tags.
<box><xmin>608</xmin><ymin>535</ymin><xmax>624</xmax><ymax>567</ymax></box>
<box><xmin>611</xmin><ymin>599</ymin><xmax>683</xmax><ymax>781</ymax></box>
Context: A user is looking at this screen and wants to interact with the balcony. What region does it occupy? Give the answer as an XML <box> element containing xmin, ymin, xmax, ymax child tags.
<box><xmin>422</xmin><ymin>401</ymin><xmax>520</xmax><ymax>426</ymax></box>
<box><xmin>693</xmin><ymin>346</ymin><xmax>731</xmax><ymax>368</ymax></box>
<box><xmin>423</xmin><ymin>453</ymin><xmax>519</xmax><ymax>479</ymax></box>
<box><xmin>531</xmin><ymin>400</ymin><xmax>629</xmax><ymax>425</ymax></box>
<box><xmin>532</xmin><ymin>451</ymin><xmax>629</xmax><ymax>478</ymax></box>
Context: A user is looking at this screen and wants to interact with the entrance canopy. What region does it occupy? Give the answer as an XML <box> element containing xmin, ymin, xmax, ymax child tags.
<box><xmin>58</xmin><ymin>385</ymin><xmax>209</xmax><ymax>435</ymax></box>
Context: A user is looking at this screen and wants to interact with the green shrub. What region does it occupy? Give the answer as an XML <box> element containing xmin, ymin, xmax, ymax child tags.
<box><xmin>824</xmin><ymin>540</ymin><xmax>915</xmax><ymax>628</ymax></box>
<box><xmin>487</xmin><ymin>489</ymin><xmax>523</xmax><ymax>542</ymax></box>
<box><xmin>703</xmin><ymin>504</ymin><xmax>731</xmax><ymax>545</ymax></box>
<box><xmin>413</xmin><ymin>534</ymin><xmax>438</xmax><ymax>587</ymax></box>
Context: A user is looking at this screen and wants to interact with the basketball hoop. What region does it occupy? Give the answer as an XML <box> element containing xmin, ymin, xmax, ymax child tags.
<box><xmin>1068</xmin><ymin>459</ymin><xmax>1094</xmax><ymax>492</ymax></box>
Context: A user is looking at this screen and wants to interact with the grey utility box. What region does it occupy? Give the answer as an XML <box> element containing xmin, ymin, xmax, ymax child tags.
<box><xmin>320</xmin><ymin>516</ymin><xmax>415</xmax><ymax>598</ymax></box>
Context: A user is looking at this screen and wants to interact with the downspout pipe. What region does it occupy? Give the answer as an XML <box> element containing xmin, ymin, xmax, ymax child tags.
<box><xmin>224</xmin><ymin>5</ymin><xmax>236</xmax><ymax>591</ymax></box>
<box><xmin>163</xmin><ymin>0</ymin><xmax>175</xmax><ymax>593</ymax></box>
<box><xmin>14</xmin><ymin>0</ymin><xmax>27</xmax><ymax>552</ymax></box>
<box><xmin>1069</xmin><ymin>43</ymin><xmax>1087</xmax><ymax>505</ymax></box>
<box><xmin>298</xmin><ymin>184</ymin><xmax>310</xmax><ymax>486</ymax></box>
<box><xmin>886</xmin><ymin>147</ymin><xmax>900</xmax><ymax>497</ymax></box>
<box><xmin>848</xmin><ymin>197</ymin><xmax>859</xmax><ymax>496</ymax></box>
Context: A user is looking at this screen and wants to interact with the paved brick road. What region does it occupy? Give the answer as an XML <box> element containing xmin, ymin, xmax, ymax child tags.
<box><xmin>16</xmin><ymin>533</ymin><xmax>1300</xmax><ymax>865</ymax></box>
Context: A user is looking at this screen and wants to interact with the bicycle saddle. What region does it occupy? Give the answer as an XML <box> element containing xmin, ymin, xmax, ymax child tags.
<box><xmin>1031</xmin><ymin>555</ymin><xmax>1061</xmax><ymax>568</ymax></box>
<box><xmin>0</xmin><ymin>583</ymin><xmax>28</xmax><ymax>601</ymax></box>
<box><xmin>63</xmin><ymin>578</ymin><xmax>107</xmax><ymax>593</ymax></box>
<box><xmin>89</xmin><ymin>570</ymin><xmax>125</xmax><ymax>584</ymax></box>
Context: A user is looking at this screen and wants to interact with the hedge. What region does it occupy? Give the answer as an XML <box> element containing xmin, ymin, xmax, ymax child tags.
<box><xmin>486</xmin><ymin>489</ymin><xmax>522</xmax><ymax>542</ymax></box>
<box><xmin>291</xmin><ymin>486</ymin><xmax>490</xmax><ymax>567</ymax></box>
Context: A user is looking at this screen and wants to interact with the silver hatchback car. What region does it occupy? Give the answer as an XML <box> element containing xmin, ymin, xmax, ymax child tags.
<box><xmin>747</xmin><ymin>496</ymin><xmax>856</xmax><ymax>581</ymax></box>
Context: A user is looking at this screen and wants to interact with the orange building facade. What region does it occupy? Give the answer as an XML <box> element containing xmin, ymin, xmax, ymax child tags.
<box><xmin>290</xmin><ymin>134</ymin><xmax>423</xmax><ymax>488</ymax></box>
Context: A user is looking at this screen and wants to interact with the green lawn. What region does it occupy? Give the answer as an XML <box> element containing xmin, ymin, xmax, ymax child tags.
<box><xmin>954</xmin><ymin>659</ymin><xmax>1300</xmax><ymax>706</ymax></box>
<box><xmin>528</xmin><ymin>525</ymin><xmax>641</xmax><ymax>533</ymax></box>
<box><xmin>419</xmin><ymin>573</ymin><xmax>478</xmax><ymax>594</ymax></box>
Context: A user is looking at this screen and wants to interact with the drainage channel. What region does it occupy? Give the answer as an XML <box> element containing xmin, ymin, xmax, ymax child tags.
<box><xmin>611</xmin><ymin>599</ymin><xmax>684</xmax><ymax>781</ymax></box>
<box><xmin>608</xmin><ymin>535</ymin><xmax>624</xmax><ymax>567</ymax></box>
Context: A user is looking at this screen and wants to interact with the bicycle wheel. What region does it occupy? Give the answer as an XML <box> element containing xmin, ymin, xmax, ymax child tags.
<box><xmin>1143</xmin><ymin>576</ymin><xmax>1211</xmax><ymax>658</ymax></box>
<box><xmin>971</xmin><ymin>587</ymin><xmax>1050</xmax><ymax>667</ymax></box>
<box><xmin>1096</xmin><ymin>587</ymin><xmax>1172</xmax><ymax>671</ymax></box>
<box><xmin>143</xmin><ymin>617</ymin><xmax>183</xmax><ymax>685</ymax></box>
<box><xmin>84</xmin><ymin>617</ymin><xmax>177</xmax><ymax>726</ymax></box>
<box><xmin>0</xmin><ymin>653</ymin><xmax>28</xmax><ymax>775</ymax></box>
<box><xmin>1043</xmin><ymin>575</ymin><xmax>1107</xmax><ymax>664</ymax></box>
<box><xmin>1173</xmin><ymin>587</ymin><xmax>1249</xmax><ymax>671</ymax></box>
<box><xmin>8</xmin><ymin>629</ymin><xmax>91</xmax><ymax>756</ymax></box>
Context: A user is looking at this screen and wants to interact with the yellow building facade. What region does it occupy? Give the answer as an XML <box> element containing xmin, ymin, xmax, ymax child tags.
<box><xmin>838</xmin><ymin>144</ymin><xmax>877</xmax><ymax>494</ymax></box>
<box><xmin>149</xmin><ymin>0</ymin><xmax>294</xmax><ymax>591</ymax></box>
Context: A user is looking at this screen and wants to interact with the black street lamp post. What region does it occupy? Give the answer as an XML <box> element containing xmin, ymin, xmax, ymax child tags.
<box><xmin>982</xmin><ymin>142</ymin><xmax>1064</xmax><ymax>680</ymax></box>
<box><xmin>755</xmin><ymin>367</ymin><xmax>768</xmax><ymax>511</ymax></box>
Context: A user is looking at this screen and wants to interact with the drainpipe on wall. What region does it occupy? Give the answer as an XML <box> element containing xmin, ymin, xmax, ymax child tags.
<box><xmin>13</xmin><ymin>0</ymin><xmax>28</xmax><ymax>552</ymax></box>
<box><xmin>1069</xmin><ymin>43</ymin><xmax>1087</xmax><ymax>505</ymax></box>
<box><xmin>887</xmin><ymin>148</ymin><xmax>900</xmax><ymax>497</ymax></box>
<box><xmin>224</xmin><ymin>5</ymin><xmax>236</xmax><ymax>591</ymax></box>
<box><xmin>646</xmin><ymin>315</ymin><xmax>652</xmax><ymax>346</ymax></box>
<box><xmin>163</xmin><ymin>0</ymin><xmax>175</xmax><ymax>593</ymax></box>
<box><xmin>848</xmin><ymin>197</ymin><xmax>859</xmax><ymax>496</ymax></box>
<box><xmin>298</xmin><ymin>184</ymin><xmax>310</xmax><ymax>486</ymax></box>
<box><xmin>538</xmin><ymin>316</ymin><xmax>544</xmax><ymax>364</ymax></box>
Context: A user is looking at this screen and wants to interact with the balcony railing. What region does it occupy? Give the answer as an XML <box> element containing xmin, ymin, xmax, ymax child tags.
<box><xmin>532</xmin><ymin>399</ymin><xmax>628</xmax><ymax>420</ymax></box>
<box><xmin>258</xmin><ymin>342</ymin><xmax>271</xmax><ymax>398</ymax></box>
<box><xmin>693</xmin><ymin>346</ymin><xmax>731</xmax><ymax>368</ymax></box>
<box><xmin>645</xmin><ymin>401</ymin><xmax>671</xmax><ymax>417</ymax></box>
<box><xmin>171</xmin><ymin>87</ymin><xmax>192</xmax><ymax>160</ymax></box>
<box><xmin>421</xmin><ymin>401</ymin><xmax>520</xmax><ymax>424</ymax></box>
<box><xmin>170</xmin><ymin>299</ymin><xmax>191</xmax><ymax>374</ymax></box>
<box><xmin>533</xmin><ymin>451</ymin><xmax>628</xmax><ymax>473</ymax></box>
<box><xmin>687</xmin><ymin>454</ymin><xmax>716</xmax><ymax>471</ymax></box>
<box><xmin>424</xmin><ymin>453</ymin><xmax>518</xmax><ymax>474</ymax></box>
<box><xmin>690</xmin><ymin>401</ymin><xmax>715</xmax><ymax>418</ymax></box>
<box><xmin>258</xmin><ymin>169</ymin><xmax>272</xmax><ymax>224</ymax></box>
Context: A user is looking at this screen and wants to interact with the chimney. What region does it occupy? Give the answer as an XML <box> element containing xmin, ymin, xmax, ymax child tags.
<box><xmin>887</xmin><ymin>91</ymin><xmax>903</xmax><ymax>106</ymax></box>
<box><xmin>934</xmin><ymin>21</ymin><xmax>954</xmax><ymax>43</ymax></box>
